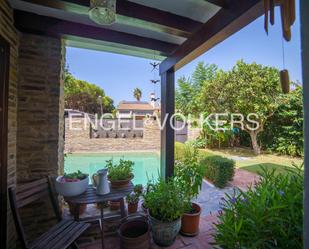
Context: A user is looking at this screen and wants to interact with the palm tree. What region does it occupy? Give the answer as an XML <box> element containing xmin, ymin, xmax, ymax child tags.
<box><xmin>133</xmin><ymin>88</ymin><xmax>142</xmax><ymax>101</ymax></box>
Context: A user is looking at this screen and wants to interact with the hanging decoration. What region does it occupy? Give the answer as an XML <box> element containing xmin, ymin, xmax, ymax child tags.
<box><xmin>280</xmin><ymin>70</ymin><xmax>290</xmax><ymax>93</ymax></box>
<box><xmin>280</xmin><ymin>38</ymin><xmax>290</xmax><ymax>94</ymax></box>
<box><xmin>149</xmin><ymin>53</ymin><xmax>160</xmax><ymax>107</ymax></box>
<box><xmin>89</xmin><ymin>0</ymin><xmax>117</xmax><ymax>25</ymax></box>
<box><xmin>263</xmin><ymin>0</ymin><xmax>296</xmax><ymax>41</ymax></box>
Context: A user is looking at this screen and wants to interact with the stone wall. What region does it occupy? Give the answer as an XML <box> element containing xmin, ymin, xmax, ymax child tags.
<box><xmin>65</xmin><ymin>117</ymin><xmax>160</xmax><ymax>152</ymax></box>
<box><xmin>15</xmin><ymin>33</ymin><xmax>65</xmax><ymax>243</ymax></box>
<box><xmin>0</xmin><ymin>0</ymin><xmax>19</xmax><ymax>247</ymax></box>
<box><xmin>188</xmin><ymin>127</ymin><xmax>201</xmax><ymax>141</ymax></box>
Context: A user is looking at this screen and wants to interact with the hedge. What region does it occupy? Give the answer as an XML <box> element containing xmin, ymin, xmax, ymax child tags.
<box><xmin>200</xmin><ymin>155</ymin><xmax>235</xmax><ymax>188</ymax></box>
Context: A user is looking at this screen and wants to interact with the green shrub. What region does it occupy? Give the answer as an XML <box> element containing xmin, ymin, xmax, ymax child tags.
<box><xmin>191</xmin><ymin>138</ymin><xmax>207</xmax><ymax>149</ymax></box>
<box><xmin>200</xmin><ymin>155</ymin><xmax>235</xmax><ymax>188</ymax></box>
<box><xmin>214</xmin><ymin>167</ymin><xmax>303</xmax><ymax>249</ymax></box>
<box><xmin>144</xmin><ymin>178</ymin><xmax>185</xmax><ymax>222</ymax></box>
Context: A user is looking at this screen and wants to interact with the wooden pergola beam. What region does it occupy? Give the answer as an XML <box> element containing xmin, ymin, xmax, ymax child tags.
<box><xmin>160</xmin><ymin>0</ymin><xmax>264</xmax><ymax>74</ymax></box>
<box><xmin>14</xmin><ymin>10</ymin><xmax>179</xmax><ymax>56</ymax></box>
<box><xmin>205</xmin><ymin>0</ymin><xmax>229</xmax><ymax>8</ymax></box>
<box><xmin>11</xmin><ymin>0</ymin><xmax>203</xmax><ymax>38</ymax></box>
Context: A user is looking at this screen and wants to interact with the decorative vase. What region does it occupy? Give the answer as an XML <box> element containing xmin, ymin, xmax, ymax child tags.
<box><xmin>149</xmin><ymin>215</ymin><xmax>181</xmax><ymax>247</ymax></box>
<box><xmin>180</xmin><ymin>203</ymin><xmax>201</xmax><ymax>236</ymax></box>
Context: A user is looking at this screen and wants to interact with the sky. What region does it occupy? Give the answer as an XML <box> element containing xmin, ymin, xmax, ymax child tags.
<box><xmin>66</xmin><ymin>2</ymin><xmax>302</xmax><ymax>106</ymax></box>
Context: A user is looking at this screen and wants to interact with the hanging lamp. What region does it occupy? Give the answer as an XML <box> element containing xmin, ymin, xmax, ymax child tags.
<box><xmin>89</xmin><ymin>0</ymin><xmax>117</xmax><ymax>25</ymax></box>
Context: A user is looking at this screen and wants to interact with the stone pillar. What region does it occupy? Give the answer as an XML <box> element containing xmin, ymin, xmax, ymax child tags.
<box><xmin>16</xmin><ymin>33</ymin><xmax>66</xmax><ymax>242</ymax></box>
<box><xmin>17</xmin><ymin>33</ymin><xmax>65</xmax><ymax>181</ymax></box>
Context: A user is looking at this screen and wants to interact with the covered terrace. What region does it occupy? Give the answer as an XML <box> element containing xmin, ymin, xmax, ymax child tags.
<box><xmin>0</xmin><ymin>0</ymin><xmax>308</xmax><ymax>248</ymax></box>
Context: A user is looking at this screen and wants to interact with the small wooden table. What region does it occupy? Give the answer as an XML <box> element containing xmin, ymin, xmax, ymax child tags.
<box><xmin>65</xmin><ymin>183</ymin><xmax>134</xmax><ymax>249</ymax></box>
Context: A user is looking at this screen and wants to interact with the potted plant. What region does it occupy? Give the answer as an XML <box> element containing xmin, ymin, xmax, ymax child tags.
<box><xmin>175</xmin><ymin>145</ymin><xmax>205</xmax><ymax>236</ymax></box>
<box><xmin>126</xmin><ymin>184</ymin><xmax>143</xmax><ymax>214</ymax></box>
<box><xmin>55</xmin><ymin>170</ymin><xmax>89</xmax><ymax>216</ymax></box>
<box><xmin>106</xmin><ymin>159</ymin><xmax>134</xmax><ymax>189</ymax></box>
<box><xmin>55</xmin><ymin>170</ymin><xmax>89</xmax><ymax>197</ymax></box>
<box><xmin>126</xmin><ymin>193</ymin><xmax>139</xmax><ymax>214</ymax></box>
<box><xmin>144</xmin><ymin>178</ymin><xmax>185</xmax><ymax>247</ymax></box>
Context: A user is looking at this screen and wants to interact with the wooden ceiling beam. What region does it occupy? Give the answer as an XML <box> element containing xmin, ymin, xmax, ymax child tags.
<box><xmin>160</xmin><ymin>0</ymin><xmax>264</xmax><ymax>74</ymax></box>
<box><xmin>10</xmin><ymin>0</ymin><xmax>203</xmax><ymax>38</ymax></box>
<box><xmin>205</xmin><ymin>0</ymin><xmax>229</xmax><ymax>8</ymax></box>
<box><xmin>14</xmin><ymin>10</ymin><xmax>179</xmax><ymax>56</ymax></box>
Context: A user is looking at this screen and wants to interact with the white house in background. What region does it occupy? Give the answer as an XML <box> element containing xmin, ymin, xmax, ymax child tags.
<box><xmin>116</xmin><ymin>101</ymin><xmax>158</xmax><ymax>120</ymax></box>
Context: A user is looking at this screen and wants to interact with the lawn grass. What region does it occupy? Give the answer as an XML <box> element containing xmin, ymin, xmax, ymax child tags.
<box><xmin>241</xmin><ymin>163</ymin><xmax>299</xmax><ymax>175</ymax></box>
<box><xmin>176</xmin><ymin>142</ymin><xmax>303</xmax><ymax>176</ymax></box>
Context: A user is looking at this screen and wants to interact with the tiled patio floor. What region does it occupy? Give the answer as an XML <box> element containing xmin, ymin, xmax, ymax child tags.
<box><xmin>79</xmin><ymin>169</ymin><xmax>258</xmax><ymax>249</ymax></box>
<box><xmin>80</xmin><ymin>213</ymin><xmax>219</xmax><ymax>249</ymax></box>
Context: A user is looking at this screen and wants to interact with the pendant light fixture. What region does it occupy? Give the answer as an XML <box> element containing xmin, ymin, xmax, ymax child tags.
<box><xmin>89</xmin><ymin>0</ymin><xmax>117</xmax><ymax>25</ymax></box>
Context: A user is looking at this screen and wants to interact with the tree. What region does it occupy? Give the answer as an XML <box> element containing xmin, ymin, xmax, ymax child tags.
<box><xmin>260</xmin><ymin>85</ymin><xmax>303</xmax><ymax>156</ymax></box>
<box><xmin>200</xmin><ymin>60</ymin><xmax>282</xmax><ymax>154</ymax></box>
<box><xmin>133</xmin><ymin>88</ymin><xmax>142</xmax><ymax>101</ymax></box>
<box><xmin>64</xmin><ymin>70</ymin><xmax>114</xmax><ymax>114</ymax></box>
<box><xmin>176</xmin><ymin>62</ymin><xmax>218</xmax><ymax>116</ymax></box>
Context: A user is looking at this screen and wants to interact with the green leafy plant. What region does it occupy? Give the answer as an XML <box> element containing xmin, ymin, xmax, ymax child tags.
<box><xmin>191</xmin><ymin>138</ymin><xmax>207</xmax><ymax>149</ymax></box>
<box><xmin>126</xmin><ymin>192</ymin><xmax>140</xmax><ymax>204</ymax></box>
<box><xmin>175</xmin><ymin>144</ymin><xmax>205</xmax><ymax>212</ymax></box>
<box><xmin>200</xmin><ymin>155</ymin><xmax>235</xmax><ymax>188</ymax></box>
<box><xmin>144</xmin><ymin>178</ymin><xmax>185</xmax><ymax>222</ymax></box>
<box><xmin>126</xmin><ymin>184</ymin><xmax>143</xmax><ymax>204</ymax></box>
<box><xmin>106</xmin><ymin>159</ymin><xmax>134</xmax><ymax>181</ymax></box>
<box><xmin>63</xmin><ymin>170</ymin><xmax>88</xmax><ymax>182</ymax></box>
<box><xmin>133</xmin><ymin>184</ymin><xmax>143</xmax><ymax>194</ymax></box>
<box><xmin>214</xmin><ymin>165</ymin><xmax>303</xmax><ymax>249</ymax></box>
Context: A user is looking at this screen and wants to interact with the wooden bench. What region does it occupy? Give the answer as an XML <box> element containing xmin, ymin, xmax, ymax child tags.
<box><xmin>8</xmin><ymin>177</ymin><xmax>90</xmax><ymax>249</ymax></box>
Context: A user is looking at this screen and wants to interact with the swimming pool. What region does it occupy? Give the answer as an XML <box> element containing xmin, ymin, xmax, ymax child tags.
<box><xmin>64</xmin><ymin>152</ymin><xmax>160</xmax><ymax>186</ymax></box>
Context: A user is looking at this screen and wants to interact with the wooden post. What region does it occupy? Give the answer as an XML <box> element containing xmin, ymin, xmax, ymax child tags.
<box><xmin>160</xmin><ymin>69</ymin><xmax>175</xmax><ymax>179</ymax></box>
<box><xmin>301</xmin><ymin>1</ymin><xmax>309</xmax><ymax>248</ymax></box>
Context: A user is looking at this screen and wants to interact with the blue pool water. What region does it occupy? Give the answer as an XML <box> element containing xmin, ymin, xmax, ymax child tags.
<box><xmin>64</xmin><ymin>152</ymin><xmax>160</xmax><ymax>186</ymax></box>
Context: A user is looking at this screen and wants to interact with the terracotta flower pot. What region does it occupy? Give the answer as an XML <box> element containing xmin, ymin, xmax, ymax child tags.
<box><xmin>119</xmin><ymin>215</ymin><xmax>150</xmax><ymax>249</ymax></box>
<box><xmin>108</xmin><ymin>174</ymin><xmax>134</xmax><ymax>189</ymax></box>
<box><xmin>68</xmin><ymin>202</ymin><xmax>87</xmax><ymax>216</ymax></box>
<box><xmin>180</xmin><ymin>203</ymin><xmax>201</xmax><ymax>236</ymax></box>
<box><xmin>128</xmin><ymin>202</ymin><xmax>138</xmax><ymax>214</ymax></box>
<box><xmin>109</xmin><ymin>200</ymin><xmax>120</xmax><ymax>211</ymax></box>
